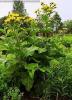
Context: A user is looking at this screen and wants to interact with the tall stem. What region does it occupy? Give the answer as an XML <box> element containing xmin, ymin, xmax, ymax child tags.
<box><xmin>56</xmin><ymin>92</ymin><xmax>58</xmax><ymax>100</ymax></box>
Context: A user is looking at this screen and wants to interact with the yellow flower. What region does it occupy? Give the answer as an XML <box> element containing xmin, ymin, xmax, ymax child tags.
<box><xmin>9</xmin><ymin>12</ymin><xmax>19</xmax><ymax>17</ymax></box>
<box><xmin>4</xmin><ymin>19</ymin><xmax>10</xmax><ymax>23</ymax></box>
<box><xmin>16</xmin><ymin>17</ymin><xmax>21</xmax><ymax>21</ymax></box>
<box><xmin>41</xmin><ymin>4</ymin><xmax>50</xmax><ymax>12</ymax></box>
<box><xmin>4</xmin><ymin>12</ymin><xmax>34</xmax><ymax>24</ymax></box>
<box><xmin>28</xmin><ymin>17</ymin><xmax>33</xmax><ymax>21</ymax></box>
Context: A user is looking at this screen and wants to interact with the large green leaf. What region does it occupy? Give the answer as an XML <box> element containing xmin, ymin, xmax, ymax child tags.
<box><xmin>21</xmin><ymin>72</ymin><xmax>34</xmax><ymax>91</ymax></box>
<box><xmin>39</xmin><ymin>67</ymin><xmax>48</xmax><ymax>73</ymax></box>
<box><xmin>6</xmin><ymin>54</ymin><xmax>16</xmax><ymax>61</ymax></box>
<box><xmin>23</xmin><ymin>46</ymin><xmax>46</xmax><ymax>57</ymax></box>
<box><xmin>0</xmin><ymin>42</ymin><xmax>8</xmax><ymax>51</ymax></box>
<box><xmin>38</xmin><ymin>47</ymin><xmax>46</xmax><ymax>53</ymax></box>
<box><xmin>25</xmin><ymin>63</ymin><xmax>38</xmax><ymax>70</ymax></box>
<box><xmin>22</xmin><ymin>63</ymin><xmax>38</xmax><ymax>91</ymax></box>
<box><xmin>24</xmin><ymin>46</ymin><xmax>38</xmax><ymax>57</ymax></box>
<box><xmin>25</xmin><ymin>63</ymin><xmax>38</xmax><ymax>78</ymax></box>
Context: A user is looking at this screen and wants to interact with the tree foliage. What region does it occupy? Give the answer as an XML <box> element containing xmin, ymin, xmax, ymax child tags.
<box><xmin>51</xmin><ymin>12</ymin><xmax>63</xmax><ymax>33</ymax></box>
<box><xmin>63</xmin><ymin>20</ymin><xmax>72</xmax><ymax>34</ymax></box>
<box><xmin>13</xmin><ymin>0</ymin><xmax>27</xmax><ymax>15</ymax></box>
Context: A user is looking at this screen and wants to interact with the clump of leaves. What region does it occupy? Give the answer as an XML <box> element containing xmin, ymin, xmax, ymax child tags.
<box><xmin>40</xmin><ymin>35</ymin><xmax>72</xmax><ymax>100</ymax></box>
<box><xmin>0</xmin><ymin>23</ymin><xmax>48</xmax><ymax>95</ymax></box>
<box><xmin>3</xmin><ymin>87</ymin><xmax>21</xmax><ymax>100</ymax></box>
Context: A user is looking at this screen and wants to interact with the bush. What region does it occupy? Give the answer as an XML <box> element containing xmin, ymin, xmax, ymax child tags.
<box><xmin>0</xmin><ymin>23</ymin><xmax>48</xmax><ymax>99</ymax></box>
<box><xmin>40</xmin><ymin>35</ymin><xmax>72</xmax><ymax>100</ymax></box>
<box><xmin>1</xmin><ymin>22</ymin><xmax>72</xmax><ymax>100</ymax></box>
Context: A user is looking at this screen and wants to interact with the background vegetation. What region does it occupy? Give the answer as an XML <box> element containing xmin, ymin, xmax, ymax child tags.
<box><xmin>0</xmin><ymin>0</ymin><xmax>72</xmax><ymax>100</ymax></box>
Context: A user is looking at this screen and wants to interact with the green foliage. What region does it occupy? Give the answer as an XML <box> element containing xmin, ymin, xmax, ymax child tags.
<box><xmin>0</xmin><ymin>23</ymin><xmax>47</xmax><ymax>96</ymax></box>
<box><xmin>1</xmin><ymin>21</ymin><xmax>72</xmax><ymax>99</ymax></box>
<box><xmin>51</xmin><ymin>12</ymin><xmax>63</xmax><ymax>33</ymax></box>
<box><xmin>13</xmin><ymin>0</ymin><xmax>27</xmax><ymax>15</ymax></box>
<box><xmin>3</xmin><ymin>87</ymin><xmax>21</xmax><ymax>100</ymax></box>
<box><xmin>0</xmin><ymin>16</ymin><xmax>6</xmax><ymax>28</ymax></box>
<box><xmin>63</xmin><ymin>20</ymin><xmax>72</xmax><ymax>34</ymax></box>
<box><xmin>1</xmin><ymin>2</ymin><xmax>72</xmax><ymax>100</ymax></box>
<box><xmin>40</xmin><ymin>35</ymin><xmax>72</xmax><ymax>100</ymax></box>
<box><xmin>35</xmin><ymin>2</ymin><xmax>56</xmax><ymax>36</ymax></box>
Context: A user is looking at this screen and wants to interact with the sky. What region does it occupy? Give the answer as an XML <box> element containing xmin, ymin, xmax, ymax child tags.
<box><xmin>0</xmin><ymin>0</ymin><xmax>72</xmax><ymax>21</ymax></box>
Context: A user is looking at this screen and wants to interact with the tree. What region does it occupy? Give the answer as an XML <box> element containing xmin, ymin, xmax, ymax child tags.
<box><xmin>51</xmin><ymin>12</ymin><xmax>63</xmax><ymax>33</ymax></box>
<box><xmin>13</xmin><ymin>0</ymin><xmax>27</xmax><ymax>15</ymax></box>
<box><xmin>0</xmin><ymin>16</ymin><xmax>7</xmax><ymax>36</ymax></box>
<box><xmin>63</xmin><ymin>20</ymin><xmax>72</xmax><ymax>34</ymax></box>
<box><xmin>0</xmin><ymin>16</ymin><xmax>6</xmax><ymax>28</ymax></box>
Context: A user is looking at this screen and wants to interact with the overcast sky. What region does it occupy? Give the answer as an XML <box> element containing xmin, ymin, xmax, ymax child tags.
<box><xmin>0</xmin><ymin>0</ymin><xmax>72</xmax><ymax>21</ymax></box>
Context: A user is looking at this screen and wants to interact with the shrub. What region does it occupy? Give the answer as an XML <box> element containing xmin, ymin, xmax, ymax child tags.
<box><xmin>0</xmin><ymin>23</ymin><xmax>48</xmax><ymax>99</ymax></box>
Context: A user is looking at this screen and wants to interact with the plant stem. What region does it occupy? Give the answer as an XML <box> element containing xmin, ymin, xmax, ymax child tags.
<box><xmin>56</xmin><ymin>92</ymin><xmax>58</xmax><ymax>100</ymax></box>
